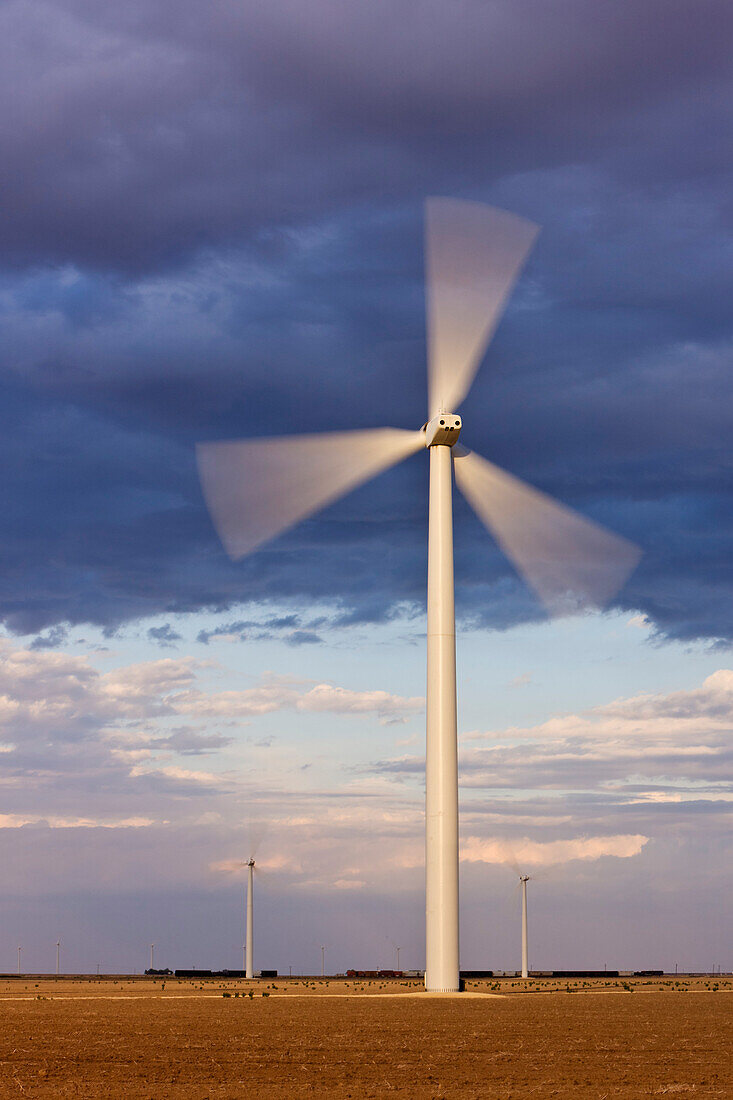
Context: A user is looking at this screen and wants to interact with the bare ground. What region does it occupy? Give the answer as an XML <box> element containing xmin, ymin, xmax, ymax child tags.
<box><xmin>0</xmin><ymin>977</ymin><xmax>730</xmax><ymax>1098</ymax></box>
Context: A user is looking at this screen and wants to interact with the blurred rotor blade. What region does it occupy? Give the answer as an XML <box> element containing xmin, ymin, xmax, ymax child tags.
<box><xmin>454</xmin><ymin>450</ymin><xmax>641</xmax><ymax>614</ymax></box>
<box><xmin>426</xmin><ymin>198</ymin><xmax>539</xmax><ymax>419</ymax></box>
<box><xmin>197</xmin><ymin>428</ymin><xmax>423</xmax><ymax>560</ymax></box>
<box><xmin>245</xmin><ymin>819</ymin><xmax>268</xmax><ymax>862</ymax></box>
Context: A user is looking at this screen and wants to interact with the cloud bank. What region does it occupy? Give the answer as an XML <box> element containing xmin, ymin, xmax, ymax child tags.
<box><xmin>0</xmin><ymin>0</ymin><xmax>730</xmax><ymax>644</ymax></box>
<box><xmin>0</xmin><ymin>634</ymin><xmax>729</xmax><ymax>970</ymax></box>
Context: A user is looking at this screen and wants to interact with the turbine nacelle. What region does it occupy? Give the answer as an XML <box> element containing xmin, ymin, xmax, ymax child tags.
<box><xmin>423</xmin><ymin>413</ymin><xmax>462</xmax><ymax>448</ymax></box>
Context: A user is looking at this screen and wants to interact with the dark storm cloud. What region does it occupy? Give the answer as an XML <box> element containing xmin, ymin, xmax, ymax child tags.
<box><xmin>2</xmin><ymin>0</ymin><xmax>732</xmax><ymax>270</ymax></box>
<box><xmin>0</xmin><ymin>0</ymin><xmax>732</xmax><ymax>641</ymax></box>
<box><xmin>147</xmin><ymin>623</ymin><xmax>182</xmax><ymax>647</ymax></box>
<box><xmin>195</xmin><ymin>615</ymin><xmax>322</xmax><ymax>646</ymax></box>
<box><xmin>286</xmin><ymin>630</ymin><xmax>323</xmax><ymax>646</ymax></box>
<box><xmin>30</xmin><ymin>625</ymin><xmax>69</xmax><ymax>650</ymax></box>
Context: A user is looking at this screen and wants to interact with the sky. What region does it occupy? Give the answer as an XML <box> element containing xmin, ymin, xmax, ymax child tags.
<box><xmin>1</xmin><ymin>0</ymin><xmax>731</xmax><ymax>976</ymax></box>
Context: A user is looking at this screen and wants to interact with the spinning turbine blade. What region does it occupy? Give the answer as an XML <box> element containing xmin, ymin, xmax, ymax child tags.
<box><xmin>245</xmin><ymin>819</ymin><xmax>268</xmax><ymax>862</ymax></box>
<box><xmin>426</xmin><ymin>198</ymin><xmax>539</xmax><ymax>418</ymax></box>
<box><xmin>194</xmin><ymin>198</ymin><xmax>639</xmax><ymax>995</ymax></box>
<box><xmin>454</xmin><ymin>450</ymin><xmax>640</xmax><ymax>614</ymax></box>
<box><xmin>197</xmin><ymin>428</ymin><xmax>423</xmax><ymax>560</ymax></box>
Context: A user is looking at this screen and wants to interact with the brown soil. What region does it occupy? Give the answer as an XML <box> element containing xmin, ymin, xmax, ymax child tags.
<box><xmin>0</xmin><ymin>978</ymin><xmax>730</xmax><ymax>1097</ymax></box>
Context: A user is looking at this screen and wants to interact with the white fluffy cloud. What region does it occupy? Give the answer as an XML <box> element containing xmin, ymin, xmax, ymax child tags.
<box><xmin>0</xmin><ymin>813</ymin><xmax>157</xmax><ymax>829</ymax></box>
<box><xmin>460</xmin><ymin>833</ymin><xmax>649</xmax><ymax>867</ymax></box>
<box><xmin>0</xmin><ymin>637</ymin><xmax>424</xmax><ymax>829</ymax></box>
<box><xmin>297</xmin><ymin>683</ymin><xmax>423</xmax><ymax>723</ymax></box>
<box><xmin>455</xmin><ymin>668</ymin><xmax>733</xmax><ymax>797</ymax></box>
<box><xmin>0</xmin><ymin>639</ymin><xmax>423</xmax><ymax>747</ymax></box>
<box><xmin>361</xmin><ymin>669</ymin><xmax>732</xmax><ymax>905</ymax></box>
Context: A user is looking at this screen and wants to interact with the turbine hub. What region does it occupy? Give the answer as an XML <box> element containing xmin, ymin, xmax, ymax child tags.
<box><xmin>423</xmin><ymin>413</ymin><xmax>462</xmax><ymax>448</ymax></box>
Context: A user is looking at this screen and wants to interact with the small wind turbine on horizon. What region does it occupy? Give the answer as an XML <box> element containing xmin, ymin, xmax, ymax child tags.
<box><xmin>520</xmin><ymin>875</ymin><xmax>530</xmax><ymax>979</ymax></box>
<box><xmin>197</xmin><ymin>198</ymin><xmax>641</xmax><ymax>992</ymax></box>
<box><xmin>245</xmin><ymin>857</ymin><xmax>255</xmax><ymax>978</ymax></box>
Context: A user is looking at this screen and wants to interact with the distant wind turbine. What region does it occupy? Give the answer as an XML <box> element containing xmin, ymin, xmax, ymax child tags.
<box><xmin>520</xmin><ymin>875</ymin><xmax>530</xmax><ymax>979</ymax></box>
<box><xmin>197</xmin><ymin>199</ymin><xmax>640</xmax><ymax>992</ymax></box>
<box><xmin>245</xmin><ymin>857</ymin><xmax>255</xmax><ymax>978</ymax></box>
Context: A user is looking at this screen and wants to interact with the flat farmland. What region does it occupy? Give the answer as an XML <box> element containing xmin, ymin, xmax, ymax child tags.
<box><xmin>0</xmin><ymin>977</ymin><xmax>730</xmax><ymax>1098</ymax></box>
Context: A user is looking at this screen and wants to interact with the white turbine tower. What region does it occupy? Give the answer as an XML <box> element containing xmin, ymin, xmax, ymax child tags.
<box><xmin>197</xmin><ymin>199</ymin><xmax>640</xmax><ymax>993</ymax></box>
<box><xmin>520</xmin><ymin>875</ymin><xmax>530</xmax><ymax>979</ymax></box>
<box><xmin>245</xmin><ymin>857</ymin><xmax>255</xmax><ymax>979</ymax></box>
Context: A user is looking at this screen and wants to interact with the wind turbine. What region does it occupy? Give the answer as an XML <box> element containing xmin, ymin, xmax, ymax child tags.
<box><xmin>520</xmin><ymin>875</ymin><xmax>530</xmax><ymax>979</ymax></box>
<box><xmin>197</xmin><ymin>198</ymin><xmax>640</xmax><ymax>992</ymax></box>
<box><xmin>245</xmin><ymin>857</ymin><xmax>255</xmax><ymax>979</ymax></box>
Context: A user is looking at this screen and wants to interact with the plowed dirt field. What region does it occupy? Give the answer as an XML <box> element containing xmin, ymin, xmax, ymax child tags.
<box><xmin>0</xmin><ymin>977</ymin><xmax>730</xmax><ymax>1097</ymax></box>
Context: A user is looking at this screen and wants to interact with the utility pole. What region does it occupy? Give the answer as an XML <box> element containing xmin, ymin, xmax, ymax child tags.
<box><xmin>321</xmin><ymin>945</ymin><xmax>325</xmax><ymax>977</ymax></box>
<box><xmin>17</xmin><ymin>946</ymin><xmax>21</xmax><ymax>975</ymax></box>
<box><xmin>56</xmin><ymin>940</ymin><xmax>60</xmax><ymax>976</ymax></box>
